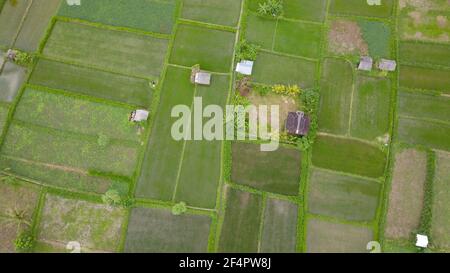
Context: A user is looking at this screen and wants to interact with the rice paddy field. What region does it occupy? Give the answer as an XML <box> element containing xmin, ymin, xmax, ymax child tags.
<box><xmin>0</xmin><ymin>0</ymin><xmax>448</xmax><ymax>254</ymax></box>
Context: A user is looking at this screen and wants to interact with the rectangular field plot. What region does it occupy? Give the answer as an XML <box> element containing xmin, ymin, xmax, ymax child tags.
<box><xmin>385</xmin><ymin>149</ymin><xmax>427</xmax><ymax>240</ymax></box>
<box><xmin>399</xmin><ymin>65</ymin><xmax>450</xmax><ymax>94</ymax></box>
<box><xmin>125</xmin><ymin>207</ymin><xmax>211</xmax><ymax>252</ymax></box>
<box><xmin>283</xmin><ymin>0</ymin><xmax>327</xmax><ymax>22</ymax></box>
<box><xmin>0</xmin><ymin>0</ymin><xmax>30</xmax><ymax>47</ymax></box>
<box><xmin>0</xmin><ymin>104</ymin><xmax>8</xmax><ymax>132</ymax></box>
<box><xmin>136</xmin><ymin>67</ymin><xmax>194</xmax><ymax>200</ymax></box>
<box><xmin>252</xmin><ymin>51</ymin><xmax>317</xmax><ymax>88</ymax></box>
<box><xmin>318</xmin><ymin>58</ymin><xmax>353</xmax><ymax>135</ymax></box>
<box><xmin>245</xmin><ymin>13</ymin><xmax>277</xmax><ymax>49</ymax></box>
<box><xmin>274</xmin><ymin>20</ymin><xmax>323</xmax><ymax>59</ymax></box>
<box><xmin>170</xmin><ymin>24</ymin><xmax>236</xmax><ymax>73</ymax></box>
<box><xmin>306</xmin><ymin>218</ymin><xmax>373</xmax><ymax>253</ymax></box>
<box><xmin>0</xmin><ymin>62</ymin><xmax>27</xmax><ymax>103</ymax></box>
<box><xmin>43</xmin><ymin>21</ymin><xmax>169</xmax><ymax>78</ymax></box>
<box><xmin>330</xmin><ymin>0</ymin><xmax>394</xmax><ymax>18</ymax></box>
<box><xmin>58</xmin><ymin>0</ymin><xmax>176</xmax><ymax>34</ymax></box>
<box><xmin>312</xmin><ymin>135</ymin><xmax>386</xmax><ymax>179</ymax></box>
<box><xmin>181</xmin><ymin>0</ymin><xmax>242</xmax><ymax>27</ymax></box>
<box><xmin>399</xmin><ymin>42</ymin><xmax>450</xmax><ymax>68</ymax></box>
<box><xmin>398</xmin><ymin>90</ymin><xmax>450</xmax><ymax>124</ymax></box>
<box><xmin>14</xmin><ymin>0</ymin><xmax>60</xmax><ymax>52</ymax></box>
<box><xmin>260</xmin><ymin>198</ymin><xmax>298</xmax><ymax>253</ymax></box>
<box><xmin>350</xmin><ymin>76</ymin><xmax>391</xmax><ymax>141</ymax></box>
<box><xmin>218</xmin><ymin>188</ymin><xmax>263</xmax><ymax>252</ymax></box>
<box><xmin>174</xmin><ymin>75</ymin><xmax>230</xmax><ymax>209</ymax></box>
<box><xmin>397</xmin><ymin>117</ymin><xmax>450</xmax><ymax>151</ymax></box>
<box><xmin>30</xmin><ymin>59</ymin><xmax>153</xmax><ymax>107</ymax></box>
<box><xmin>432</xmin><ymin>152</ymin><xmax>450</xmax><ymax>250</ymax></box>
<box><xmin>231</xmin><ymin>142</ymin><xmax>302</xmax><ymax>195</ymax></box>
<box><xmin>37</xmin><ymin>195</ymin><xmax>125</xmax><ymax>252</ymax></box>
<box><xmin>308</xmin><ymin>168</ymin><xmax>381</xmax><ymax>222</ymax></box>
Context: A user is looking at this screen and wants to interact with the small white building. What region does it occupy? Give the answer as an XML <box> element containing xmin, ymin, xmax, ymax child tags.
<box><xmin>236</xmin><ymin>60</ymin><xmax>254</xmax><ymax>75</ymax></box>
<box><xmin>130</xmin><ymin>109</ymin><xmax>149</xmax><ymax>122</ymax></box>
<box><xmin>416</xmin><ymin>234</ymin><xmax>429</xmax><ymax>248</ymax></box>
<box><xmin>358</xmin><ymin>56</ymin><xmax>373</xmax><ymax>71</ymax></box>
<box><xmin>378</xmin><ymin>59</ymin><xmax>397</xmax><ymax>71</ymax></box>
<box><xmin>194</xmin><ymin>72</ymin><xmax>211</xmax><ymax>86</ymax></box>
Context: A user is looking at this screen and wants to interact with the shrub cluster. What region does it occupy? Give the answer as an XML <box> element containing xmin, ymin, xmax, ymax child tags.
<box><xmin>235</xmin><ymin>40</ymin><xmax>259</xmax><ymax>62</ymax></box>
<box><xmin>258</xmin><ymin>0</ymin><xmax>283</xmax><ymax>18</ymax></box>
<box><xmin>272</xmin><ymin>84</ymin><xmax>301</xmax><ymax>97</ymax></box>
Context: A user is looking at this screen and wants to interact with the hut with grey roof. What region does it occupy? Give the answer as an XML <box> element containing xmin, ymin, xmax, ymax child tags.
<box><xmin>358</xmin><ymin>56</ymin><xmax>373</xmax><ymax>71</ymax></box>
<box><xmin>194</xmin><ymin>72</ymin><xmax>211</xmax><ymax>86</ymax></box>
<box><xmin>378</xmin><ymin>59</ymin><xmax>397</xmax><ymax>71</ymax></box>
<box><xmin>129</xmin><ymin>109</ymin><xmax>149</xmax><ymax>122</ymax></box>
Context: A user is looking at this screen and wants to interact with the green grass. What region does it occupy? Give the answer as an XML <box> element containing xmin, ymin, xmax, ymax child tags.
<box><xmin>125</xmin><ymin>207</ymin><xmax>211</xmax><ymax>252</ymax></box>
<box><xmin>0</xmin><ymin>62</ymin><xmax>27</xmax><ymax>103</ymax></box>
<box><xmin>358</xmin><ymin>19</ymin><xmax>392</xmax><ymax>59</ymax></box>
<box><xmin>283</xmin><ymin>0</ymin><xmax>327</xmax><ymax>22</ymax></box>
<box><xmin>218</xmin><ymin>188</ymin><xmax>263</xmax><ymax>252</ymax></box>
<box><xmin>399</xmin><ymin>65</ymin><xmax>450</xmax><ymax>94</ymax></box>
<box><xmin>397</xmin><ymin>117</ymin><xmax>450</xmax><ymax>151</ymax></box>
<box><xmin>231</xmin><ymin>142</ymin><xmax>302</xmax><ymax>196</ymax></box>
<box><xmin>312</xmin><ymin>135</ymin><xmax>386</xmax><ymax>179</ymax></box>
<box><xmin>136</xmin><ymin>66</ymin><xmax>195</xmax><ymax>200</ymax></box>
<box><xmin>432</xmin><ymin>152</ymin><xmax>450</xmax><ymax>250</ymax></box>
<box><xmin>318</xmin><ymin>58</ymin><xmax>353</xmax><ymax>135</ymax></box>
<box><xmin>260</xmin><ymin>198</ymin><xmax>298</xmax><ymax>253</ymax></box>
<box><xmin>58</xmin><ymin>0</ymin><xmax>177</xmax><ymax>34</ymax></box>
<box><xmin>330</xmin><ymin>0</ymin><xmax>394</xmax><ymax>18</ymax></box>
<box><xmin>308</xmin><ymin>168</ymin><xmax>381</xmax><ymax>222</ymax></box>
<box><xmin>252</xmin><ymin>51</ymin><xmax>317</xmax><ymax>88</ymax></box>
<box><xmin>181</xmin><ymin>0</ymin><xmax>242</xmax><ymax>27</ymax></box>
<box><xmin>383</xmin><ymin>239</ymin><xmax>419</xmax><ymax>253</ymax></box>
<box><xmin>274</xmin><ymin>20</ymin><xmax>322</xmax><ymax>59</ymax></box>
<box><xmin>350</xmin><ymin>76</ymin><xmax>391</xmax><ymax>141</ymax></box>
<box><xmin>400</xmin><ymin>42</ymin><xmax>450</xmax><ymax>67</ymax></box>
<box><xmin>0</xmin><ymin>0</ymin><xmax>30</xmax><ymax>48</ymax></box>
<box><xmin>398</xmin><ymin>90</ymin><xmax>450</xmax><ymax>124</ymax></box>
<box><xmin>245</xmin><ymin>13</ymin><xmax>276</xmax><ymax>49</ymax></box>
<box><xmin>169</xmin><ymin>24</ymin><xmax>236</xmax><ymax>73</ymax></box>
<box><xmin>30</xmin><ymin>59</ymin><xmax>153</xmax><ymax>107</ymax></box>
<box><xmin>43</xmin><ymin>20</ymin><xmax>169</xmax><ymax>78</ymax></box>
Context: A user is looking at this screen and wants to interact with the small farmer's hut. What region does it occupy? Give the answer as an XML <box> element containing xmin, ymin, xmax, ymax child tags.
<box><xmin>378</xmin><ymin>59</ymin><xmax>397</xmax><ymax>71</ymax></box>
<box><xmin>6</xmin><ymin>49</ymin><xmax>16</xmax><ymax>61</ymax></box>
<box><xmin>286</xmin><ymin>111</ymin><xmax>310</xmax><ymax>136</ymax></box>
<box><xmin>236</xmin><ymin>60</ymin><xmax>254</xmax><ymax>75</ymax></box>
<box><xmin>194</xmin><ymin>72</ymin><xmax>211</xmax><ymax>86</ymax></box>
<box><xmin>358</xmin><ymin>56</ymin><xmax>373</xmax><ymax>71</ymax></box>
<box><xmin>130</xmin><ymin>109</ymin><xmax>149</xmax><ymax>122</ymax></box>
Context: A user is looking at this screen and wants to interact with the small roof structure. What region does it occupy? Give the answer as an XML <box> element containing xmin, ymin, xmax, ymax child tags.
<box><xmin>358</xmin><ymin>56</ymin><xmax>373</xmax><ymax>71</ymax></box>
<box><xmin>285</xmin><ymin>111</ymin><xmax>310</xmax><ymax>136</ymax></box>
<box><xmin>378</xmin><ymin>59</ymin><xmax>397</xmax><ymax>71</ymax></box>
<box><xmin>416</xmin><ymin>234</ymin><xmax>429</xmax><ymax>248</ymax></box>
<box><xmin>6</xmin><ymin>49</ymin><xmax>16</xmax><ymax>61</ymax></box>
<box><xmin>130</xmin><ymin>109</ymin><xmax>149</xmax><ymax>122</ymax></box>
<box><xmin>236</xmin><ymin>60</ymin><xmax>254</xmax><ymax>75</ymax></box>
<box><xmin>195</xmin><ymin>72</ymin><xmax>211</xmax><ymax>86</ymax></box>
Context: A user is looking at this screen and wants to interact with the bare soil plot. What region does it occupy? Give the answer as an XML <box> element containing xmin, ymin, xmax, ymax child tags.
<box><xmin>231</xmin><ymin>142</ymin><xmax>302</xmax><ymax>196</ymax></box>
<box><xmin>397</xmin><ymin>116</ymin><xmax>450</xmax><ymax>151</ymax></box>
<box><xmin>169</xmin><ymin>24</ymin><xmax>236</xmax><ymax>73</ymax></box>
<box><xmin>399</xmin><ymin>65</ymin><xmax>450</xmax><ymax>94</ymax></box>
<box><xmin>260</xmin><ymin>198</ymin><xmax>298</xmax><ymax>253</ymax></box>
<box><xmin>30</xmin><ymin>58</ymin><xmax>153</xmax><ymax>107</ymax></box>
<box><xmin>181</xmin><ymin>0</ymin><xmax>242</xmax><ymax>27</ymax></box>
<box><xmin>43</xmin><ymin>21</ymin><xmax>169</xmax><ymax>78</ymax></box>
<box><xmin>0</xmin><ymin>62</ymin><xmax>27</xmax><ymax>103</ymax></box>
<box><xmin>328</xmin><ymin>20</ymin><xmax>368</xmax><ymax>56</ymax></box>
<box><xmin>330</xmin><ymin>0</ymin><xmax>394</xmax><ymax>18</ymax></box>
<box><xmin>125</xmin><ymin>207</ymin><xmax>211</xmax><ymax>252</ymax></box>
<box><xmin>385</xmin><ymin>149</ymin><xmax>427</xmax><ymax>239</ymax></box>
<box><xmin>0</xmin><ymin>0</ymin><xmax>30</xmax><ymax>47</ymax></box>
<box><xmin>37</xmin><ymin>195</ymin><xmax>125</xmax><ymax>252</ymax></box>
<box><xmin>245</xmin><ymin>13</ymin><xmax>276</xmax><ymax>49</ymax></box>
<box><xmin>431</xmin><ymin>152</ymin><xmax>450</xmax><ymax>250</ymax></box>
<box><xmin>398</xmin><ymin>90</ymin><xmax>450</xmax><ymax>124</ymax></box>
<box><xmin>399</xmin><ymin>41</ymin><xmax>450</xmax><ymax>67</ymax></box>
<box><xmin>308</xmin><ymin>168</ymin><xmax>381</xmax><ymax>222</ymax></box>
<box><xmin>218</xmin><ymin>187</ymin><xmax>263</xmax><ymax>252</ymax></box>
<box><xmin>306</xmin><ymin>218</ymin><xmax>373</xmax><ymax>253</ymax></box>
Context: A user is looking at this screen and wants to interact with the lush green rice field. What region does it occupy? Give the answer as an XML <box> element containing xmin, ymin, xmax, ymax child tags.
<box><xmin>181</xmin><ymin>0</ymin><xmax>242</xmax><ymax>27</ymax></box>
<box><xmin>58</xmin><ymin>0</ymin><xmax>177</xmax><ymax>34</ymax></box>
<box><xmin>245</xmin><ymin>13</ymin><xmax>276</xmax><ymax>49</ymax></box>
<box><xmin>318</xmin><ymin>58</ymin><xmax>353</xmax><ymax>135</ymax></box>
<box><xmin>125</xmin><ymin>207</ymin><xmax>211</xmax><ymax>252</ymax></box>
<box><xmin>0</xmin><ymin>0</ymin><xmax>30</xmax><ymax>47</ymax></box>
<box><xmin>252</xmin><ymin>51</ymin><xmax>317</xmax><ymax>88</ymax></box>
<box><xmin>350</xmin><ymin>76</ymin><xmax>391</xmax><ymax>141</ymax></box>
<box><xmin>397</xmin><ymin>117</ymin><xmax>450</xmax><ymax>151</ymax></box>
<box><xmin>432</xmin><ymin>153</ymin><xmax>450</xmax><ymax>250</ymax></box>
<box><xmin>170</xmin><ymin>24</ymin><xmax>236</xmax><ymax>72</ymax></box>
<box><xmin>399</xmin><ymin>42</ymin><xmax>450</xmax><ymax>67</ymax></box>
<box><xmin>43</xmin><ymin>21</ymin><xmax>169</xmax><ymax>78</ymax></box>
<box><xmin>330</xmin><ymin>0</ymin><xmax>394</xmax><ymax>18</ymax></box>
<box><xmin>260</xmin><ymin>198</ymin><xmax>298</xmax><ymax>253</ymax></box>
<box><xmin>398</xmin><ymin>90</ymin><xmax>450</xmax><ymax>124</ymax></box>
<box><xmin>308</xmin><ymin>168</ymin><xmax>381</xmax><ymax>222</ymax></box>
<box><xmin>0</xmin><ymin>62</ymin><xmax>27</xmax><ymax>103</ymax></box>
<box><xmin>231</xmin><ymin>142</ymin><xmax>302</xmax><ymax>195</ymax></box>
<box><xmin>218</xmin><ymin>188</ymin><xmax>262</xmax><ymax>252</ymax></box>
<box><xmin>312</xmin><ymin>135</ymin><xmax>386</xmax><ymax>178</ymax></box>
<box><xmin>283</xmin><ymin>0</ymin><xmax>327</xmax><ymax>22</ymax></box>
<box><xmin>0</xmin><ymin>103</ymin><xmax>9</xmax><ymax>132</ymax></box>
<box><xmin>399</xmin><ymin>65</ymin><xmax>450</xmax><ymax>94</ymax></box>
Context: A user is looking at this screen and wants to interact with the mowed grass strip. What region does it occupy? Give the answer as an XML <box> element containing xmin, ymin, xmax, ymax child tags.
<box><xmin>125</xmin><ymin>207</ymin><xmax>211</xmax><ymax>252</ymax></box>
<box><xmin>252</xmin><ymin>51</ymin><xmax>317</xmax><ymax>88</ymax></box>
<box><xmin>318</xmin><ymin>58</ymin><xmax>353</xmax><ymax>135</ymax></box>
<box><xmin>312</xmin><ymin>135</ymin><xmax>386</xmax><ymax>179</ymax></box>
<box><xmin>58</xmin><ymin>0</ymin><xmax>177</xmax><ymax>34</ymax></box>
<box><xmin>43</xmin><ymin>21</ymin><xmax>169</xmax><ymax>78</ymax></box>
<box><xmin>398</xmin><ymin>90</ymin><xmax>450</xmax><ymax>124</ymax></box>
<box><xmin>432</xmin><ymin>152</ymin><xmax>450</xmax><ymax>250</ymax></box>
<box><xmin>350</xmin><ymin>76</ymin><xmax>391</xmax><ymax>141</ymax></box>
<box><xmin>274</xmin><ymin>20</ymin><xmax>322</xmax><ymax>59</ymax></box>
<box><xmin>174</xmin><ymin>75</ymin><xmax>230</xmax><ymax>209</ymax></box>
<box><xmin>0</xmin><ymin>0</ymin><xmax>30</xmax><ymax>47</ymax></box>
<box><xmin>330</xmin><ymin>0</ymin><xmax>394</xmax><ymax>18</ymax></box>
<box><xmin>385</xmin><ymin>149</ymin><xmax>427</xmax><ymax>240</ymax></box>
<box><xmin>399</xmin><ymin>65</ymin><xmax>450</xmax><ymax>94</ymax></box>
<box><xmin>30</xmin><ymin>59</ymin><xmax>152</xmax><ymax>107</ymax></box>
<box><xmin>308</xmin><ymin>168</ymin><xmax>381</xmax><ymax>222</ymax></box>
<box><xmin>397</xmin><ymin>117</ymin><xmax>450</xmax><ymax>151</ymax></box>
<box><xmin>170</xmin><ymin>24</ymin><xmax>236</xmax><ymax>73</ymax></box>
<box><xmin>245</xmin><ymin>13</ymin><xmax>276</xmax><ymax>49</ymax></box>
<box><xmin>136</xmin><ymin>67</ymin><xmax>194</xmax><ymax>200</ymax></box>
<box><xmin>399</xmin><ymin>41</ymin><xmax>450</xmax><ymax>67</ymax></box>
<box><xmin>260</xmin><ymin>198</ymin><xmax>298</xmax><ymax>253</ymax></box>
<box><xmin>306</xmin><ymin>218</ymin><xmax>373</xmax><ymax>253</ymax></box>
<box><xmin>231</xmin><ymin>142</ymin><xmax>302</xmax><ymax>196</ymax></box>
<box><xmin>181</xmin><ymin>0</ymin><xmax>242</xmax><ymax>27</ymax></box>
<box><xmin>219</xmin><ymin>188</ymin><xmax>263</xmax><ymax>252</ymax></box>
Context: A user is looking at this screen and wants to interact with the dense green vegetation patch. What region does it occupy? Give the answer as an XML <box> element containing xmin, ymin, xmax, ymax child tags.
<box><xmin>181</xmin><ymin>0</ymin><xmax>242</xmax><ymax>27</ymax></box>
